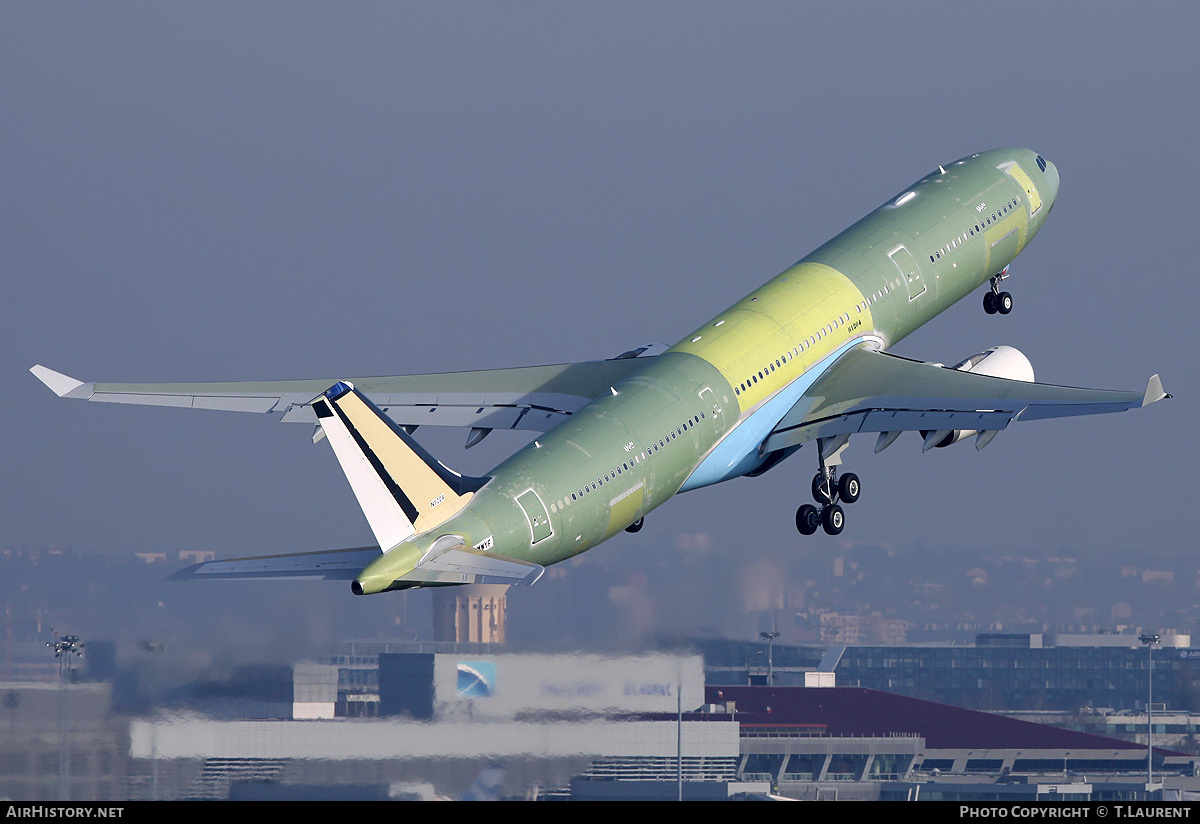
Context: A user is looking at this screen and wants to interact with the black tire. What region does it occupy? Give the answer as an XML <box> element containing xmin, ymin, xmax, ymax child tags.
<box><xmin>997</xmin><ymin>292</ymin><xmax>1013</xmax><ymax>314</ymax></box>
<box><xmin>983</xmin><ymin>291</ymin><xmax>997</xmax><ymax>314</ymax></box>
<box><xmin>795</xmin><ymin>505</ymin><xmax>819</xmax><ymax>535</ymax></box>
<box><xmin>822</xmin><ymin>504</ymin><xmax>845</xmax><ymax>536</ymax></box>
<box><xmin>838</xmin><ymin>473</ymin><xmax>861</xmax><ymax>504</ymax></box>
<box><xmin>625</xmin><ymin>517</ymin><xmax>644</xmax><ymax>534</ymax></box>
<box><xmin>812</xmin><ymin>472</ymin><xmax>834</xmax><ymax>505</ymax></box>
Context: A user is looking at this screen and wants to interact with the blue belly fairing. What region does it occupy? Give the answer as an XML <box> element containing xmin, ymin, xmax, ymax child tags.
<box><xmin>679</xmin><ymin>338</ymin><xmax>871</xmax><ymax>492</ymax></box>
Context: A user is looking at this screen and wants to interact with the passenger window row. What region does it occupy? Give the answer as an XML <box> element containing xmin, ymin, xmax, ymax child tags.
<box><xmin>857</xmin><ymin>285</ymin><xmax>888</xmax><ymax>313</ymax></box>
<box><xmin>930</xmin><ymin>197</ymin><xmax>1022</xmax><ymax>263</ymax></box>
<box><xmin>733</xmin><ymin>311</ymin><xmax>853</xmax><ymax>398</ymax></box>
<box><xmin>556</xmin><ymin>412</ymin><xmax>707</xmax><ymax>510</ymax></box>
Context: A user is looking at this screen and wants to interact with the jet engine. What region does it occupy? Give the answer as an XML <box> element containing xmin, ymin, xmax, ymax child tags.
<box><xmin>949</xmin><ymin>345</ymin><xmax>1035</xmax><ymax>382</ymax></box>
<box><xmin>922</xmin><ymin>346</ymin><xmax>1034</xmax><ymax>449</ymax></box>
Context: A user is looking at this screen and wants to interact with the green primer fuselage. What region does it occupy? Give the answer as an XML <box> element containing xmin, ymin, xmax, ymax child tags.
<box><xmin>355</xmin><ymin>148</ymin><xmax>1060</xmax><ymax>593</ymax></box>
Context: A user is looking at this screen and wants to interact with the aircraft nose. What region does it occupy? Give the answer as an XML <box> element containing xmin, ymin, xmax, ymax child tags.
<box><xmin>1042</xmin><ymin>156</ymin><xmax>1059</xmax><ymax>205</ymax></box>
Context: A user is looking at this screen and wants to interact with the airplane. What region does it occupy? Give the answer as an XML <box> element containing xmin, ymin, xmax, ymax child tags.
<box><xmin>31</xmin><ymin>148</ymin><xmax>1170</xmax><ymax>595</ymax></box>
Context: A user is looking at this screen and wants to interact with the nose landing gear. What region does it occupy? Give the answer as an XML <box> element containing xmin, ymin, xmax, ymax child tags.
<box><xmin>983</xmin><ymin>266</ymin><xmax>1013</xmax><ymax>315</ymax></box>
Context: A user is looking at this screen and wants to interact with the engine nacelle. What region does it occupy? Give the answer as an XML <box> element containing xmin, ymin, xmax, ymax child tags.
<box><xmin>923</xmin><ymin>346</ymin><xmax>1035</xmax><ymax>448</ymax></box>
<box><xmin>949</xmin><ymin>345</ymin><xmax>1035</xmax><ymax>382</ymax></box>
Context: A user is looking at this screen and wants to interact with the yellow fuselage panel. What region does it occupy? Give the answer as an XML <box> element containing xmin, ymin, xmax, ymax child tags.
<box><xmin>671</xmin><ymin>262</ymin><xmax>872</xmax><ymax>414</ymax></box>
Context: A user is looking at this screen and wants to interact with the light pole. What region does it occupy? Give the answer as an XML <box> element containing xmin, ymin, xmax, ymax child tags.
<box><xmin>760</xmin><ymin>631</ymin><xmax>780</xmax><ymax>686</ymax></box>
<box><xmin>1139</xmin><ymin>633</ymin><xmax>1160</xmax><ymax>793</ymax></box>
<box><xmin>47</xmin><ymin>632</ymin><xmax>83</xmax><ymax>802</ymax></box>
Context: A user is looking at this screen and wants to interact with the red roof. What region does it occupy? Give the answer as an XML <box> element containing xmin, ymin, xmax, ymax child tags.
<box><xmin>706</xmin><ymin>686</ymin><xmax>1150</xmax><ymax>751</ymax></box>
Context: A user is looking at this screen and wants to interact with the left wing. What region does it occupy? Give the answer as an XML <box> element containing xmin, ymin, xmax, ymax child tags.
<box><xmin>765</xmin><ymin>347</ymin><xmax>1169</xmax><ymax>454</ymax></box>
<box><xmin>30</xmin><ymin>356</ymin><xmax>657</xmax><ymax>436</ymax></box>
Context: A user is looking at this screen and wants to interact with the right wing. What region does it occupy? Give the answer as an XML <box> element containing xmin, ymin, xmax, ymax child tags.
<box><xmin>764</xmin><ymin>347</ymin><xmax>1169</xmax><ymax>454</ymax></box>
<box><xmin>30</xmin><ymin>356</ymin><xmax>656</xmax><ymax>436</ymax></box>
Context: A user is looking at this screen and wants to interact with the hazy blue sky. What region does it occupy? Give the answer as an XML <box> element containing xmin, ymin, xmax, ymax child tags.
<box><xmin>5</xmin><ymin>3</ymin><xmax>1194</xmax><ymax>580</ymax></box>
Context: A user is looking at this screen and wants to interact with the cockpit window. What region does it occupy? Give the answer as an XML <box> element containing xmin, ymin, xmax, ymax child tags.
<box><xmin>1036</xmin><ymin>155</ymin><xmax>1047</xmax><ymax>173</ymax></box>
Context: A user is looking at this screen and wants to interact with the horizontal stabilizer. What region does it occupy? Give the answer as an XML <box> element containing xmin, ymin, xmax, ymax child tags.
<box><xmin>398</xmin><ymin>546</ymin><xmax>545</xmax><ymax>587</ymax></box>
<box><xmin>352</xmin><ymin>534</ymin><xmax>544</xmax><ymax>593</ymax></box>
<box><xmin>168</xmin><ymin>546</ymin><xmax>382</xmax><ymax>582</ymax></box>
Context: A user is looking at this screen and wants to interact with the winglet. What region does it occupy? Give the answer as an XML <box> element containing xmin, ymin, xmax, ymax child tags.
<box><xmin>30</xmin><ymin>365</ymin><xmax>92</xmax><ymax>399</ymax></box>
<box><xmin>1142</xmin><ymin>374</ymin><xmax>1170</xmax><ymax>407</ymax></box>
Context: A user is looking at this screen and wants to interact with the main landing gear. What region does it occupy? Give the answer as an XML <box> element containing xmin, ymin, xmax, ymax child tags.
<box><xmin>796</xmin><ymin>465</ymin><xmax>860</xmax><ymax>536</ymax></box>
<box><xmin>983</xmin><ymin>266</ymin><xmax>1013</xmax><ymax>315</ymax></box>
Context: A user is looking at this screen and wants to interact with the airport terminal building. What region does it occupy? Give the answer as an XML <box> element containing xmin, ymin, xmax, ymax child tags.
<box><xmin>701</xmin><ymin>632</ymin><xmax>1198</xmax><ymax>712</ymax></box>
<box><xmin>6</xmin><ymin>631</ymin><xmax>1200</xmax><ymax>800</ymax></box>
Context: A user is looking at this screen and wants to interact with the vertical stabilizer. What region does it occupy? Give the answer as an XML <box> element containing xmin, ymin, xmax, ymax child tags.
<box><xmin>312</xmin><ymin>382</ymin><xmax>487</xmax><ymax>551</ymax></box>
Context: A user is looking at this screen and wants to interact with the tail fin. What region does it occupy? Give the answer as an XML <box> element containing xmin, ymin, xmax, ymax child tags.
<box><xmin>312</xmin><ymin>381</ymin><xmax>487</xmax><ymax>550</ymax></box>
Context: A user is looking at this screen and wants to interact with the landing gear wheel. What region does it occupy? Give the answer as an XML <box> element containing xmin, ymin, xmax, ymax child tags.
<box><xmin>822</xmin><ymin>504</ymin><xmax>845</xmax><ymax>536</ymax></box>
<box><xmin>795</xmin><ymin>505</ymin><xmax>820</xmax><ymax>535</ymax></box>
<box><xmin>997</xmin><ymin>292</ymin><xmax>1013</xmax><ymax>314</ymax></box>
<box><xmin>983</xmin><ymin>291</ymin><xmax>997</xmax><ymax>314</ymax></box>
<box><xmin>812</xmin><ymin>472</ymin><xmax>834</xmax><ymax>505</ymax></box>
<box><xmin>837</xmin><ymin>473</ymin><xmax>860</xmax><ymax>504</ymax></box>
<box><xmin>625</xmin><ymin>517</ymin><xmax>644</xmax><ymax>534</ymax></box>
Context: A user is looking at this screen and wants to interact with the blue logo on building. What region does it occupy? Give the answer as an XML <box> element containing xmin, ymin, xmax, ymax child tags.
<box><xmin>457</xmin><ymin>661</ymin><xmax>497</xmax><ymax>697</ymax></box>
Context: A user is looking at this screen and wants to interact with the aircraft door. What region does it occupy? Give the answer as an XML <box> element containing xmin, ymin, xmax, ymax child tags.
<box><xmin>699</xmin><ymin>386</ymin><xmax>727</xmax><ymax>432</ymax></box>
<box><xmin>889</xmin><ymin>245</ymin><xmax>927</xmax><ymax>301</ymax></box>
<box><xmin>515</xmin><ymin>490</ymin><xmax>553</xmax><ymax>545</ymax></box>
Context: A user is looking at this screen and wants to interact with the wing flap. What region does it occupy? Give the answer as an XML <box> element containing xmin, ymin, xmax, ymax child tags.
<box><xmin>1014</xmin><ymin>401</ymin><xmax>1139</xmax><ymax>422</ymax></box>
<box><xmin>378</xmin><ymin>404</ymin><xmax>530</xmax><ymax>429</ymax></box>
<box><xmin>92</xmin><ymin>392</ymin><xmax>279</xmax><ymax>412</ymax></box>
<box><xmin>860</xmin><ymin>409</ymin><xmax>1015</xmax><ymax>431</ymax></box>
